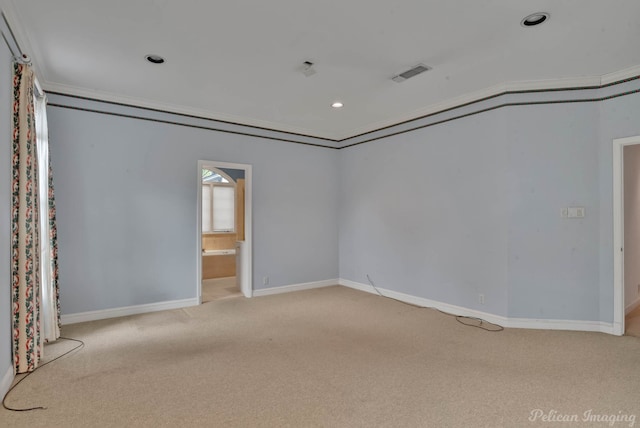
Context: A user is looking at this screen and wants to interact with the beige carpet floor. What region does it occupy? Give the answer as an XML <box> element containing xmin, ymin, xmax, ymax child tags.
<box><xmin>2</xmin><ymin>286</ymin><xmax>640</xmax><ymax>427</ymax></box>
<box><xmin>202</xmin><ymin>277</ymin><xmax>241</xmax><ymax>303</ymax></box>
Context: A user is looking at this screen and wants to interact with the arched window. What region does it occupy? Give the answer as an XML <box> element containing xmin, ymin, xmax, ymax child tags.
<box><xmin>202</xmin><ymin>168</ymin><xmax>230</xmax><ymax>183</ymax></box>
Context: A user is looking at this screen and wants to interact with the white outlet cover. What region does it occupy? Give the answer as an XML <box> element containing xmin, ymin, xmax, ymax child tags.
<box><xmin>564</xmin><ymin>206</ymin><xmax>585</xmax><ymax>218</ymax></box>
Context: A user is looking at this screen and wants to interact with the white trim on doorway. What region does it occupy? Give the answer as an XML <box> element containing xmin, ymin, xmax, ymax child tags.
<box><xmin>197</xmin><ymin>160</ymin><xmax>253</xmax><ymax>303</ymax></box>
<box><xmin>612</xmin><ymin>135</ymin><xmax>640</xmax><ymax>336</ymax></box>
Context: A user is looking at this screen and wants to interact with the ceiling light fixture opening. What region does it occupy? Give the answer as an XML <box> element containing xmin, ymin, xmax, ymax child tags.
<box><xmin>145</xmin><ymin>54</ymin><xmax>165</xmax><ymax>64</ymax></box>
<box><xmin>331</xmin><ymin>101</ymin><xmax>344</xmax><ymax>108</ymax></box>
<box><xmin>521</xmin><ymin>12</ymin><xmax>549</xmax><ymax>27</ymax></box>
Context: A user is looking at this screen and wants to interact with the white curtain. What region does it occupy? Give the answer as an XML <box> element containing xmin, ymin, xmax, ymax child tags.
<box><xmin>34</xmin><ymin>93</ymin><xmax>59</xmax><ymax>343</ymax></box>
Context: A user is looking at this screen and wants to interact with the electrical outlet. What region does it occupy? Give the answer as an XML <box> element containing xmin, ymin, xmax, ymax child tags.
<box><xmin>263</xmin><ymin>276</ymin><xmax>269</xmax><ymax>285</ymax></box>
<box><xmin>478</xmin><ymin>293</ymin><xmax>485</xmax><ymax>304</ymax></box>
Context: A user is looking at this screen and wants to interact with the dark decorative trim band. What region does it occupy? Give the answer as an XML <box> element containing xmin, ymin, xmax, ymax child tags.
<box><xmin>47</xmin><ymin>73</ymin><xmax>640</xmax><ymax>150</ymax></box>
<box><xmin>46</xmin><ymin>103</ymin><xmax>340</xmax><ymax>150</ymax></box>
<box><xmin>340</xmin><ymin>74</ymin><xmax>640</xmax><ymax>143</ymax></box>
<box><xmin>46</xmin><ymin>91</ymin><xmax>336</xmax><ymax>144</ymax></box>
<box><xmin>340</xmin><ymin>87</ymin><xmax>640</xmax><ymax>149</ymax></box>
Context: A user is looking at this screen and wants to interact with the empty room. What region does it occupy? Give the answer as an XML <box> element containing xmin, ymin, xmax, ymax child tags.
<box><xmin>1</xmin><ymin>1</ymin><xmax>640</xmax><ymax>426</ymax></box>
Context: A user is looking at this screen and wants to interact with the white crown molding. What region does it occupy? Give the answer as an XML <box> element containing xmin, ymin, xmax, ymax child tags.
<box><xmin>336</xmin><ymin>73</ymin><xmax>616</xmax><ymax>142</ymax></box>
<box><xmin>333</xmin><ymin>84</ymin><xmax>511</xmax><ymax>141</ymax></box>
<box><xmin>41</xmin><ymin>81</ymin><xmax>341</xmax><ymax>142</ymax></box>
<box><xmin>40</xmin><ymin>65</ymin><xmax>640</xmax><ymax>143</ymax></box>
<box><xmin>601</xmin><ymin>64</ymin><xmax>640</xmax><ymax>86</ymax></box>
<box><xmin>339</xmin><ymin>279</ymin><xmax>616</xmax><ymax>335</ymax></box>
<box><xmin>60</xmin><ymin>297</ymin><xmax>199</xmax><ymax>325</ymax></box>
<box><xmin>5</xmin><ymin>0</ymin><xmax>638</xmax><ymax>144</ymax></box>
<box><xmin>252</xmin><ymin>279</ymin><xmax>338</xmax><ymax>297</ymax></box>
<box><xmin>502</xmin><ymin>75</ymin><xmax>602</xmax><ymax>91</ymax></box>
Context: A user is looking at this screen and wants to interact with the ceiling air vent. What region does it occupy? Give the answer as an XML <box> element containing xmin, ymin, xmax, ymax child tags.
<box><xmin>392</xmin><ymin>63</ymin><xmax>432</xmax><ymax>83</ymax></box>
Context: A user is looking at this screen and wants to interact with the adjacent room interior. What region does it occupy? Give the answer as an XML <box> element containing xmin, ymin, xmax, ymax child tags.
<box><xmin>200</xmin><ymin>165</ymin><xmax>246</xmax><ymax>303</ymax></box>
<box><xmin>1</xmin><ymin>1</ymin><xmax>640</xmax><ymax>426</ymax></box>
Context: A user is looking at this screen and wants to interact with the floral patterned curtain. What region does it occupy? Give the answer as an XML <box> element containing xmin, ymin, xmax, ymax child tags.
<box><xmin>49</xmin><ymin>155</ymin><xmax>61</xmax><ymax>333</ymax></box>
<box><xmin>11</xmin><ymin>62</ymin><xmax>42</xmax><ymax>374</ymax></box>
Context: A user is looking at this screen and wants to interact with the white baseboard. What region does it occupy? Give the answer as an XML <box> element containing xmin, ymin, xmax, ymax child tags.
<box><xmin>58</xmin><ymin>279</ymin><xmax>617</xmax><ymax>334</ymax></box>
<box><xmin>1</xmin><ymin>364</ymin><xmax>14</xmax><ymax>399</ymax></box>
<box><xmin>252</xmin><ymin>279</ymin><xmax>338</xmax><ymax>297</ymax></box>
<box><xmin>625</xmin><ymin>296</ymin><xmax>640</xmax><ymax>315</ymax></box>
<box><xmin>504</xmin><ymin>317</ymin><xmax>614</xmax><ymax>334</ymax></box>
<box><xmin>339</xmin><ymin>279</ymin><xmax>616</xmax><ymax>335</ymax></box>
<box><xmin>61</xmin><ymin>298</ymin><xmax>199</xmax><ymax>325</ymax></box>
<box><xmin>339</xmin><ymin>279</ymin><xmax>508</xmax><ymax>326</ymax></box>
<box><xmin>339</xmin><ymin>278</ymin><xmax>377</xmax><ymax>294</ymax></box>
<box><xmin>61</xmin><ymin>279</ymin><xmax>336</xmax><ymax>324</ymax></box>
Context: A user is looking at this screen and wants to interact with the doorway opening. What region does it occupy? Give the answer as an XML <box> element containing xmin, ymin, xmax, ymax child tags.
<box><xmin>197</xmin><ymin>160</ymin><xmax>252</xmax><ymax>303</ymax></box>
<box><xmin>613</xmin><ymin>135</ymin><xmax>640</xmax><ymax>336</ymax></box>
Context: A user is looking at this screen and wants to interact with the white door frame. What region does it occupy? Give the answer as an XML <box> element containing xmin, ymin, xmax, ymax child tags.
<box><xmin>197</xmin><ymin>160</ymin><xmax>253</xmax><ymax>302</ymax></box>
<box><xmin>612</xmin><ymin>135</ymin><xmax>640</xmax><ymax>336</ymax></box>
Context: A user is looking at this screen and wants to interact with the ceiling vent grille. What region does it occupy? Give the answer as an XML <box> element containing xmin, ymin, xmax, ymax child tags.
<box><xmin>392</xmin><ymin>64</ymin><xmax>432</xmax><ymax>83</ymax></box>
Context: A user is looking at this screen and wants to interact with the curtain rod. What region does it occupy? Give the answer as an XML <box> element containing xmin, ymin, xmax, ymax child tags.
<box><xmin>1</xmin><ymin>10</ymin><xmax>43</xmax><ymax>96</ymax></box>
<box><xmin>1</xmin><ymin>11</ymin><xmax>29</xmax><ymax>63</ymax></box>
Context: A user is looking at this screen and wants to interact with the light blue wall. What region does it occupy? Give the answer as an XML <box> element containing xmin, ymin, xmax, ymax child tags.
<box><xmin>598</xmin><ymin>90</ymin><xmax>640</xmax><ymax>321</ymax></box>
<box><xmin>41</xmin><ymin>78</ymin><xmax>640</xmax><ymax>324</ymax></box>
<box><xmin>47</xmin><ymin>100</ymin><xmax>339</xmax><ymax>315</ymax></box>
<box><xmin>506</xmin><ymin>103</ymin><xmax>600</xmax><ymax>320</ymax></box>
<box><xmin>0</xmin><ymin>42</ymin><xmax>13</xmax><ymax>389</ymax></box>
<box><xmin>339</xmin><ymin>109</ymin><xmax>510</xmax><ymax>316</ymax></box>
<box><xmin>340</xmin><ymin>85</ymin><xmax>640</xmax><ymax>323</ymax></box>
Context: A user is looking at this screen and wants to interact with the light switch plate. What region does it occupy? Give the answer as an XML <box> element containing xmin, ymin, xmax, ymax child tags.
<box><xmin>566</xmin><ymin>206</ymin><xmax>585</xmax><ymax>218</ymax></box>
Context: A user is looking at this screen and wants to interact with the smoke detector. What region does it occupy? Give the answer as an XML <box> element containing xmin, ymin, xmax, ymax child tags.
<box><xmin>300</xmin><ymin>61</ymin><xmax>316</xmax><ymax>77</ymax></box>
<box><xmin>392</xmin><ymin>63</ymin><xmax>432</xmax><ymax>83</ymax></box>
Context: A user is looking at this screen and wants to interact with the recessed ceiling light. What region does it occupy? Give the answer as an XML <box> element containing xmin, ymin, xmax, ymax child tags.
<box><xmin>521</xmin><ymin>12</ymin><xmax>549</xmax><ymax>27</ymax></box>
<box><xmin>331</xmin><ymin>101</ymin><xmax>344</xmax><ymax>108</ymax></box>
<box><xmin>145</xmin><ymin>54</ymin><xmax>165</xmax><ymax>64</ymax></box>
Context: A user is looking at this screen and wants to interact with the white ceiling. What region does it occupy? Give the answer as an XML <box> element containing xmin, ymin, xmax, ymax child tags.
<box><xmin>3</xmin><ymin>0</ymin><xmax>640</xmax><ymax>140</ymax></box>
